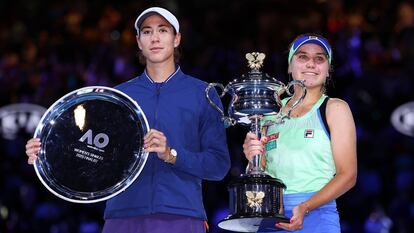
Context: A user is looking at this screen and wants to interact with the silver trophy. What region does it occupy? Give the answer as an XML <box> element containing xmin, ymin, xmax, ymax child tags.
<box><xmin>206</xmin><ymin>52</ymin><xmax>306</xmax><ymax>232</ymax></box>
<box><xmin>34</xmin><ymin>86</ymin><xmax>149</xmax><ymax>203</ymax></box>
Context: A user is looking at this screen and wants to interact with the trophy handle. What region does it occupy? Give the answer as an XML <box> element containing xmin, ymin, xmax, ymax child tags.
<box><xmin>273</xmin><ymin>88</ymin><xmax>284</xmax><ymax>109</ymax></box>
<box><xmin>285</xmin><ymin>80</ymin><xmax>307</xmax><ymax>117</ymax></box>
<box><xmin>205</xmin><ymin>83</ymin><xmax>237</xmax><ymax>128</ymax></box>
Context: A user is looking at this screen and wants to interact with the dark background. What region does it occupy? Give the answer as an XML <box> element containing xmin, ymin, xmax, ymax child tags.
<box><xmin>0</xmin><ymin>0</ymin><xmax>413</xmax><ymax>232</ymax></box>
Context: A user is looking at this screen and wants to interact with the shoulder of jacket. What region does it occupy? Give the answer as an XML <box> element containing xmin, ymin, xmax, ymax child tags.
<box><xmin>179</xmin><ymin>74</ymin><xmax>208</xmax><ymax>89</ymax></box>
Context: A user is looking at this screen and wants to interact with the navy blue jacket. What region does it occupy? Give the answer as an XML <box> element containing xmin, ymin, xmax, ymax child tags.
<box><xmin>104</xmin><ymin>67</ymin><xmax>230</xmax><ymax>220</ymax></box>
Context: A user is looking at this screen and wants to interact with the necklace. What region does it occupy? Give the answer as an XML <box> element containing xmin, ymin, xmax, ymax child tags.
<box><xmin>285</xmin><ymin>95</ymin><xmax>321</xmax><ymax>118</ymax></box>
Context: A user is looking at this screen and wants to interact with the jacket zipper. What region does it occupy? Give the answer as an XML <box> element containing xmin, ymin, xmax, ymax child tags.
<box><xmin>155</xmin><ymin>83</ymin><xmax>162</xmax><ymax>124</ymax></box>
<box><xmin>151</xmin><ymin>82</ymin><xmax>162</xmax><ymax>213</ymax></box>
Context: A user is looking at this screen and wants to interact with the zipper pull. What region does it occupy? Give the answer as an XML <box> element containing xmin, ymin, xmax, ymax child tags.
<box><xmin>156</xmin><ymin>82</ymin><xmax>163</xmax><ymax>96</ymax></box>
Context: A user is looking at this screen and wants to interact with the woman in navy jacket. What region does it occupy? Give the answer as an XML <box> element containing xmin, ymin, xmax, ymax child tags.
<box><xmin>26</xmin><ymin>7</ymin><xmax>230</xmax><ymax>233</ymax></box>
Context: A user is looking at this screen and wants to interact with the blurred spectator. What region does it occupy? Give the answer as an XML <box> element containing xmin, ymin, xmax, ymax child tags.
<box><xmin>364</xmin><ymin>206</ymin><xmax>393</xmax><ymax>233</ymax></box>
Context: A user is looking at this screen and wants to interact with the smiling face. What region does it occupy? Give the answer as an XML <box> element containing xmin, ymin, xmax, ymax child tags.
<box><xmin>136</xmin><ymin>14</ymin><xmax>181</xmax><ymax>66</ymax></box>
<box><xmin>288</xmin><ymin>43</ymin><xmax>330</xmax><ymax>91</ymax></box>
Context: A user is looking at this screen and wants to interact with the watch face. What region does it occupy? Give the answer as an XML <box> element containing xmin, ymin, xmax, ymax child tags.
<box><xmin>171</xmin><ymin>149</ymin><xmax>177</xmax><ymax>157</ymax></box>
<box><xmin>34</xmin><ymin>86</ymin><xmax>149</xmax><ymax>203</ymax></box>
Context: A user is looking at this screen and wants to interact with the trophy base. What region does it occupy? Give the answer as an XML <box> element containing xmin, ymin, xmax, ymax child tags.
<box><xmin>218</xmin><ymin>214</ymin><xmax>290</xmax><ymax>232</ymax></box>
<box><xmin>219</xmin><ymin>173</ymin><xmax>289</xmax><ymax>232</ymax></box>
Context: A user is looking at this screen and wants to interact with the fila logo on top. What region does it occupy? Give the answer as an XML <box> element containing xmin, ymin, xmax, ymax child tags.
<box><xmin>304</xmin><ymin>129</ymin><xmax>314</xmax><ymax>138</ymax></box>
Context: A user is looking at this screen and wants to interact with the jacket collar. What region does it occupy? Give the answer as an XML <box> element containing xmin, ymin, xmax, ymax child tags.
<box><xmin>144</xmin><ymin>65</ymin><xmax>181</xmax><ymax>84</ymax></box>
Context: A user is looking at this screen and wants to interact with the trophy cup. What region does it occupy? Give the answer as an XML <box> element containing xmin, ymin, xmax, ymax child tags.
<box><xmin>205</xmin><ymin>52</ymin><xmax>306</xmax><ymax>232</ymax></box>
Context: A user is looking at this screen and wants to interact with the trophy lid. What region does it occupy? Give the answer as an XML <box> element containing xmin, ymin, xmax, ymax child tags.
<box><xmin>227</xmin><ymin>52</ymin><xmax>284</xmax><ymax>91</ymax></box>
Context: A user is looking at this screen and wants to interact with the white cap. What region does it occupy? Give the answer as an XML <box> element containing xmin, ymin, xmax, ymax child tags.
<box><xmin>134</xmin><ymin>7</ymin><xmax>179</xmax><ymax>35</ymax></box>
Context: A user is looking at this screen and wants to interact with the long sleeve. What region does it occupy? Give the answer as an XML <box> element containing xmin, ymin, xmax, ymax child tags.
<box><xmin>172</xmin><ymin>87</ymin><xmax>231</xmax><ymax>180</ymax></box>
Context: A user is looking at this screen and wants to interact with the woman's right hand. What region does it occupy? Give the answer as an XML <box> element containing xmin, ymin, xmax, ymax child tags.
<box><xmin>25</xmin><ymin>138</ymin><xmax>41</xmax><ymax>164</ymax></box>
<box><xmin>242</xmin><ymin>132</ymin><xmax>267</xmax><ymax>162</ymax></box>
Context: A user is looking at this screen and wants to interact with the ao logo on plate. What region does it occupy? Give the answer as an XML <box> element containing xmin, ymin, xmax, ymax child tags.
<box><xmin>79</xmin><ymin>129</ymin><xmax>109</xmax><ymax>148</ymax></box>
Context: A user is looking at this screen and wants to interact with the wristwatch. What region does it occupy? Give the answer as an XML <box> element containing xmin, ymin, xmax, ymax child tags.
<box><xmin>164</xmin><ymin>148</ymin><xmax>177</xmax><ymax>163</ymax></box>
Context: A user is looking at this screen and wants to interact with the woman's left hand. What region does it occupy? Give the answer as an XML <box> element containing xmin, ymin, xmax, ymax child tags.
<box><xmin>144</xmin><ymin>129</ymin><xmax>169</xmax><ymax>160</ymax></box>
<box><xmin>275</xmin><ymin>203</ymin><xmax>308</xmax><ymax>231</ymax></box>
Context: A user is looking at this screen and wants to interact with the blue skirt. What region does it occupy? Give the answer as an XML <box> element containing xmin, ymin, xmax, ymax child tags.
<box><xmin>258</xmin><ymin>192</ymin><xmax>340</xmax><ymax>233</ymax></box>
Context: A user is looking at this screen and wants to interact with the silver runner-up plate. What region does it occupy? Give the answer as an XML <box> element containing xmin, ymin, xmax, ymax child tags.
<box><xmin>33</xmin><ymin>86</ymin><xmax>149</xmax><ymax>203</ymax></box>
